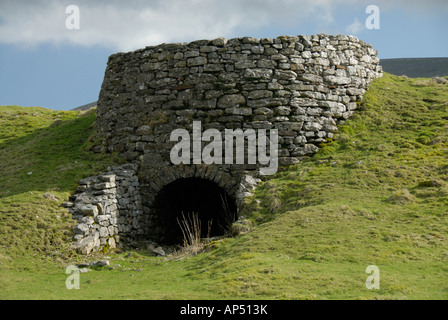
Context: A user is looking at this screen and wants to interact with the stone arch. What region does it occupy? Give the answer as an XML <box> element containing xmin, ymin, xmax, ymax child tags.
<box><xmin>150</xmin><ymin>177</ymin><xmax>238</xmax><ymax>245</ymax></box>
<box><xmin>141</xmin><ymin>164</ymin><xmax>241</xmax><ymax>207</ymax></box>
<box><xmin>139</xmin><ymin>164</ymin><xmax>250</xmax><ymax>244</ymax></box>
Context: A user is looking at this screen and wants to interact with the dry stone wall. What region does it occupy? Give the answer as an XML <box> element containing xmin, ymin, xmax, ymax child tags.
<box><xmin>71</xmin><ymin>34</ymin><xmax>382</xmax><ymax>254</ymax></box>
<box><xmin>95</xmin><ymin>34</ymin><xmax>381</xmax><ymax>165</ymax></box>
<box><xmin>68</xmin><ymin>164</ymin><xmax>143</xmax><ymax>255</ymax></box>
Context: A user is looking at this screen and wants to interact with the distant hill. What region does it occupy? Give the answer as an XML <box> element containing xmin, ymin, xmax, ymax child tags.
<box><xmin>72</xmin><ymin>101</ymin><xmax>97</xmax><ymax>111</ymax></box>
<box><xmin>380</xmin><ymin>57</ymin><xmax>448</xmax><ymax>78</ymax></box>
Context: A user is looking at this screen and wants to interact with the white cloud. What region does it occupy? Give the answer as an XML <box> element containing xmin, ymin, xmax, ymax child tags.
<box><xmin>345</xmin><ymin>18</ymin><xmax>364</xmax><ymax>35</ymax></box>
<box><xmin>0</xmin><ymin>0</ymin><xmax>446</xmax><ymax>51</ymax></box>
<box><xmin>0</xmin><ymin>0</ymin><xmax>343</xmax><ymax>51</ymax></box>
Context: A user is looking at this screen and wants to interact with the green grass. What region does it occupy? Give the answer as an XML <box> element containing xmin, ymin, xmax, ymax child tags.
<box><xmin>0</xmin><ymin>106</ymin><xmax>122</xmax><ymax>261</ymax></box>
<box><xmin>0</xmin><ymin>73</ymin><xmax>447</xmax><ymax>299</ymax></box>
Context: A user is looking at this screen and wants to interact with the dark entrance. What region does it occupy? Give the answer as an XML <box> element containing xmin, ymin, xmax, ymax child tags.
<box><xmin>152</xmin><ymin>178</ymin><xmax>238</xmax><ymax>245</ymax></box>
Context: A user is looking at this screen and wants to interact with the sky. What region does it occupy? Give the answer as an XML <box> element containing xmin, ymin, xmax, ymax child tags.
<box><xmin>0</xmin><ymin>0</ymin><xmax>447</xmax><ymax>110</ymax></box>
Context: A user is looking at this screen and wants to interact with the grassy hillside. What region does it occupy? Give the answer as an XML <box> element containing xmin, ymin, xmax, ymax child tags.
<box><xmin>0</xmin><ymin>73</ymin><xmax>447</xmax><ymax>300</ymax></box>
<box><xmin>0</xmin><ymin>107</ymin><xmax>121</xmax><ymax>261</ymax></box>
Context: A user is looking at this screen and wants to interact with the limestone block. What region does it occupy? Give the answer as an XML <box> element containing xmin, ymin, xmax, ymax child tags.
<box><xmin>187</xmin><ymin>56</ymin><xmax>207</xmax><ymax>67</ymax></box>
<box><xmin>217</xmin><ymin>94</ymin><xmax>246</xmax><ymax>108</ymax></box>
<box><xmin>74</xmin><ymin>236</ymin><xmax>97</xmax><ymax>255</ymax></box>
<box><xmin>81</xmin><ymin>205</ymin><xmax>98</xmax><ymax>218</ymax></box>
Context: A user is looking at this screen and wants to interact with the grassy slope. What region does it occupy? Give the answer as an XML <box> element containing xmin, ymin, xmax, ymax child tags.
<box><xmin>0</xmin><ymin>107</ymin><xmax>121</xmax><ymax>262</ymax></box>
<box><xmin>0</xmin><ymin>73</ymin><xmax>447</xmax><ymax>300</ymax></box>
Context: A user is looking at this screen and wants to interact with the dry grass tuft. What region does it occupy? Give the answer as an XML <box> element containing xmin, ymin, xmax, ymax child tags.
<box><xmin>176</xmin><ymin>212</ymin><xmax>211</xmax><ymax>256</ymax></box>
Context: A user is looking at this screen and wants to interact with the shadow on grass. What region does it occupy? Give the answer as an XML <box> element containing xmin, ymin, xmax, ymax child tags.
<box><xmin>0</xmin><ymin>109</ymin><xmax>120</xmax><ymax>199</ymax></box>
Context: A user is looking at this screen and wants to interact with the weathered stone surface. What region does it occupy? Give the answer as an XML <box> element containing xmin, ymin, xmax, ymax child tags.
<box><xmin>225</xmin><ymin>107</ymin><xmax>252</xmax><ymax>116</ymax></box>
<box><xmin>324</xmin><ymin>75</ymin><xmax>352</xmax><ymax>85</ymax></box>
<box><xmin>74</xmin><ymin>223</ymin><xmax>89</xmax><ymax>235</ymax></box>
<box><xmin>248</xmin><ymin>90</ymin><xmax>273</xmax><ymax>100</ymax></box>
<box><xmin>152</xmin><ymin>246</ymin><xmax>166</xmax><ymax>256</ymax></box>
<box><xmin>243</xmin><ymin>68</ymin><xmax>273</xmax><ymax>79</ymax></box>
<box><xmin>81</xmin><ymin>205</ymin><xmax>98</xmax><ymax>217</ymax></box>
<box><xmin>69</xmin><ymin>164</ymin><xmax>142</xmax><ymax>255</ymax></box>
<box><xmin>73</xmin><ymin>236</ymin><xmax>97</xmax><ymax>255</ymax></box>
<box><xmin>62</xmin><ymin>201</ymin><xmax>74</xmax><ymax>208</ymax></box>
<box><xmin>434</xmin><ymin>77</ymin><xmax>447</xmax><ymax>84</ymax></box>
<box><xmin>43</xmin><ymin>193</ymin><xmax>58</xmax><ymax>201</ymax></box>
<box><xmin>217</xmin><ymin>94</ymin><xmax>246</xmax><ymax>108</ymax></box>
<box><xmin>187</xmin><ymin>56</ymin><xmax>207</xmax><ymax>66</ymax></box>
<box><xmin>69</xmin><ymin>34</ymin><xmax>382</xmax><ymax>254</ymax></box>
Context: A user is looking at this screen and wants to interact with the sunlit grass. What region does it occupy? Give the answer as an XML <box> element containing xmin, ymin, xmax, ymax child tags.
<box><xmin>0</xmin><ymin>73</ymin><xmax>447</xmax><ymax>299</ymax></box>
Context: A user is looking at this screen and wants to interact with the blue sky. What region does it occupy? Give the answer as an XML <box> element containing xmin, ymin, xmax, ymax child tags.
<box><xmin>0</xmin><ymin>0</ymin><xmax>447</xmax><ymax>110</ymax></box>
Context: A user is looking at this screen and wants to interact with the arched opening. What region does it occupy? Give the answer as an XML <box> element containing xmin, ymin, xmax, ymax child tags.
<box><xmin>152</xmin><ymin>178</ymin><xmax>238</xmax><ymax>245</ymax></box>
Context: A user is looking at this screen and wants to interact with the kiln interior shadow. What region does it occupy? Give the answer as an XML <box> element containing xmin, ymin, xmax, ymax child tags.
<box><xmin>152</xmin><ymin>178</ymin><xmax>238</xmax><ymax>245</ymax></box>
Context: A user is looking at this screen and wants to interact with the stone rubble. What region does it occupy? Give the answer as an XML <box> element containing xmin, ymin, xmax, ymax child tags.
<box><xmin>69</xmin><ymin>164</ymin><xmax>143</xmax><ymax>255</ymax></box>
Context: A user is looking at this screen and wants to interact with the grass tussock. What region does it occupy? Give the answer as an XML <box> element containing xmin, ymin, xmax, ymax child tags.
<box><xmin>175</xmin><ymin>212</ymin><xmax>212</xmax><ymax>257</ymax></box>
<box><xmin>388</xmin><ymin>189</ymin><xmax>415</xmax><ymax>204</ymax></box>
